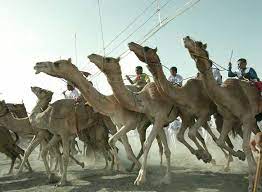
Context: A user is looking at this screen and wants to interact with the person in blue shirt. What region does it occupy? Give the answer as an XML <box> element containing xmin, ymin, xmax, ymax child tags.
<box><xmin>228</xmin><ymin>58</ymin><xmax>259</xmax><ymax>82</ymax></box>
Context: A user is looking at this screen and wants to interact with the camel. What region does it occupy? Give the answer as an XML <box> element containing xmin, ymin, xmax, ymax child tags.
<box><xmin>183</xmin><ymin>36</ymin><xmax>261</xmax><ymax>191</ymax></box>
<box><xmin>127</xmin><ymin>42</ymin><xmax>247</xmax><ymax>169</ymax></box>
<box><xmin>78</xmin><ymin>114</ymin><xmax>114</xmax><ymax>169</ymax></box>
<box><xmin>87</xmin><ymin>54</ymin><xmax>181</xmax><ymax>185</ymax></box>
<box><xmin>0</xmin><ymin>125</ymin><xmax>32</xmax><ymax>174</ymax></box>
<box><xmin>23</xmin><ymin>86</ymin><xmax>121</xmax><ymax>185</ymax></box>
<box><xmin>33</xmin><ymin>59</ymin><xmax>170</xmax><ymax>182</ymax></box>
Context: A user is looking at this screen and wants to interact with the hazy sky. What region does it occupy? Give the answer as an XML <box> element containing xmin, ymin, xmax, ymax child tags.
<box><xmin>0</xmin><ymin>0</ymin><xmax>261</xmax><ymax>111</ymax></box>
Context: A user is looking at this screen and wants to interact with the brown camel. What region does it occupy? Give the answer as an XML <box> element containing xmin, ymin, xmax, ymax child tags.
<box><xmin>183</xmin><ymin>36</ymin><xmax>261</xmax><ymax>192</ymax></box>
<box><xmin>127</xmin><ymin>42</ymin><xmax>247</xmax><ymax>169</ymax></box>
<box><xmin>78</xmin><ymin>114</ymin><xmax>114</xmax><ymax>169</ymax></box>
<box><xmin>0</xmin><ymin>125</ymin><xmax>32</xmax><ymax>175</ymax></box>
<box><xmin>26</xmin><ymin>86</ymin><xmax>122</xmax><ymax>186</ymax></box>
<box><xmin>33</xmin><ymin>59</ymin><xmax>168</xmax><ymax>182</ymax></box>
<box><xmin>88</xmin><ymin>54</ymin><xmax>180</xmax><ymax>185</ymax></box>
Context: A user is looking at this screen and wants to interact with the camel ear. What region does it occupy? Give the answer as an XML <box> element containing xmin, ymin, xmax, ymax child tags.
<box><xmin>154</xmin><ymin>47</ymin><xmax>158</xmax><ymax>52</ymax></box>
<box><xmin>116</xmin><ymin>57</ymin><xmax>120</xmax><ymax>62</ymax></box>
<box><xmin>203</xmin><ymin>44</ymin><xmax>207</xmax><ymax>49</ymax></box>
<box><xmin>68</xmin><ymin>58</ymin><xmax>72</xmax><ymax>63</ymax></box>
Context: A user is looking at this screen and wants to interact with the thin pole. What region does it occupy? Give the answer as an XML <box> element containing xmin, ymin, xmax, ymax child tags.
<box><xmin>229</xmin><ymin>49</ymin><xmax>233</xmax><ymax>63</ymax></box>
<box><xmin>157</xmin><ymin>0</ymin><xmax>162</xmax><ymax>26</ymax></box>
<box><xmin>74</xmin><ymin>33</ymin><xmax>78</xmax><ymax>65</ymax></box>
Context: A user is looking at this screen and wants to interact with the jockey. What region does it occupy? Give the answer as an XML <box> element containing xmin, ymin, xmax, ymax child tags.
<box><xmin>168</xmin><ymin>67</ymin><xmax>183</xmax><ymax>86</ymax></box>
<box><xmin>126</xmin><ymin>66</ymin><xmax>150</xmax><ymax>89</ymax></box>
<box><xmin>228</xmin><ymin>58</ymin><xmax>259</xmax><ymax>82</ymax></box>
<box><xmin>63</xmin><ymin>82</ymin><xmax>80</xmax><ymax>102</ymax></box>
<box><xmin>212</xmin><ymin>68</ymin><xmax>222</xmax><ymax>85</ymax></box>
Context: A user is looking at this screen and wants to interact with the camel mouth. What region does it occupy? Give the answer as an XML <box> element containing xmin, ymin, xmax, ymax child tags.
<box><xmin>34</xmin><ymin>62</ymin><xmax>52</xmax><ymax>75</ymax></box>
<box><xmin>128</xmin><ymin>42</ymin><xmax>141</xmax><ymax>52</ymax></box>
<box><xmin>88</xmin><ymin>53</ymin><xmax>103</xmax><ymax>64</ymax></box>
<box><xmin>183</xmin><ymin>36</ymin><xmax>194</xmax><ymax>48</ymax></box>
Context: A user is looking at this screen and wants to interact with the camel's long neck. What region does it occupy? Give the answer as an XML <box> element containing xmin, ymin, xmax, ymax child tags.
<box><xmin>66</xmin><ymin>72</ymin><xmax>115</xmax><ymax>116</ymax></box>
<box><xmin>30</xmin><ymin>98</ymin><xmax>50</xmax><ymax>122</ymax></box>
<box><xmin>0</xmin><ymin>113</ymin><xmax>33</xmax><ymax>135</ymax></box>
<box><xmin>147</xmin><ymin>63</ymin><xmax>185</xmax><ymax>103</ymax></box>
<box><xmin>102</xmin><ymin>68</ymin><xmax>144</xmax><ymax>113</ymax></box>
<box><xmin>196</xmin><ymin>59</ymin><xmax>223</xmax><ymax>102</ymax></box>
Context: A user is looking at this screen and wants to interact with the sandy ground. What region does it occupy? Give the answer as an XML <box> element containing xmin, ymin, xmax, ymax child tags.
<box><xmin>0</xmin><ymin>129</ymin><xmax>251</xmax><ymax>192</ymax></box>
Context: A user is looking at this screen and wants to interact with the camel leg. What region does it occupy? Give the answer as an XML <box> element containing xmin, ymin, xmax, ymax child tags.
<box><xmin>188</xmin><ymin>118</ymin><xmax>212</xmax><ymax>163</ymax></box>
<box><xmin>38</xmin><ymin>143</ymin><xmax>42</xmax><ymax>160</ymax></box>
<box><xmin>134</xmin><ymin>117</ymin><xmax>165</xmax><ymax>185</ymax></box>
<box><xmin>109</xmin><ymin>122</ymin><xmax>140</xmax><ymax>171</ymax></box>
<box><xmin>121</xmin><ymin>134</ymin><xmax>141</xmax><ymax>170</ymax></box>
<box><xmin>41</xmin><ymin>134</ymin><xmax>60</xmax><ymax>183</ymax></box>
<box><xmin>58</xmin><ymin>135</ymin><xmax>70</xmax><ymax>186</ymax></box>
<box><xmin>242</xmin><ymin>120</ymin><xmax>258</xmax><ymax>192</ymax></box>
<box><xmin>216</xmin><ymin>119</ymin><xmax>245</xmax><ymax>160</ymax></box>
<box><xmin>69</xmin><ymin>154</ymin><xmax>84</xmax><ymax>168</ymax></box>
<box><xmin>177</xmin><ymin>119</ymin><xmax>197</xmax><ymax>155</ymax></box>
<box><xmin>202</xmin><ymin>122</ymin><xmax>234</xmax><ymax>169</ymax></box>
<box><xmin>17</xmin><ymin>132</ymin><xmax>45</xmax><ymax>174</ymax></box>
<box><xmin>156</xmin><ymin>134</ymin><xmax>164</xmax><ymax>166</ymax></box>
<box><xmin>129</xmin><ymin>128</ymin><xmax>146</xmax><ymax>171</ymax></box>
<box><xmin>8</xmin><ymin>157</ymin><xmax>16</xmax><ymax>175</ymax></box>
<box><xmin>158</xmin><ymin>128</ymin><xmax>171</xmax><ymax>184</ymax></box>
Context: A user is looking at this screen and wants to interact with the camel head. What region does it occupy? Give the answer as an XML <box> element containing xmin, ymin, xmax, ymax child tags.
<box><xmin>31</xmin><ymin>86</ymin><xmax>53</xmax><ymax>101</ymax></box>
<box><xmin>183</xmin><ymin>36</ymin><xmax>212</xmax><ymax>73</ymax></box>
<box><xmin>34</xmin><ymin>58</ymin><xmax>80</xmax><ymax>80</ymax></box>
<box><xmin>88</xmin><ymin>54</ymin><xmax>121</xmax><ymax>75</ymax></box>
<box><xmin>0</xmin><ymin>100</ymin><xmax>9</xmax><ymax>117</ymax></box>
<box><xmin>128</xmin><ymin>42</ymin><xmax>160</xmax><ymax>65</ymax></box>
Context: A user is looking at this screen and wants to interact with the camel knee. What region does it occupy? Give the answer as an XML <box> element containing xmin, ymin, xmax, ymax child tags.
<box><xmin>216</xmin><ymin>138</ymin><xmax>224</xmax><ymax>148</ymax></box>
<box><xmin>164</xmin><ymin>148</ymin><xmax>171</xmax><ymax>158</ymax></box>
<box><xmin>242</xmin><ymin>143</ymin><xmax>251</xmax><ymax>153</ymax></box>
<box><xmin>188</xmin><ymin>129</ymin><xmax>196</xmax><ymax>140</ymax></box>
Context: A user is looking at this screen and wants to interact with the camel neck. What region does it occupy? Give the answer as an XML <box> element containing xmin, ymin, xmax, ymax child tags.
<box><xmin>0</xmin><ymin>113</ymin><xmax>33</xmax><ymax>135</ymax></box>
<box><xmin>68</xmin><ymin>71</ymin><xmax>115</xmax><ymax>116</ymax></box>
<box><xmin>198</xmin><ymin>65</ymin><xmax>222</xmax><ymax>101</ymax></box>
<box><xmin>103</xmin><ymin>69</ymin><xmax>144</xmax><ymax>113</ymax></box>
<box><xmin>147</xmin><ymin>62</ymin><xmax>185</xmax><ymax>103</ymax></box>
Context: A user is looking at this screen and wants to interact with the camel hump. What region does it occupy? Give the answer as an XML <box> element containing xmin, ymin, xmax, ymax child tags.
<box><xmin>49</xmin><ymin>99</ymin><xmax>90</xmax><ymax>119</ymax></box>
<box><xmin>50</xmin><ymin>99</ymin><xmax>76</xmax><ymax>119</ymax></box>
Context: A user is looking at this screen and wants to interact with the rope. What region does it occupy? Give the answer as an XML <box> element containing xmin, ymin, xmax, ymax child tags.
<box><xmin>97</xmin><ymin>0</ymin><xmax>105</xmax><ymax>56</ymax></box>
<box><xmin>141</xmin><ymin>0</ymin><xmax>201</xmax><ymax>44</ymax></box>
<box><xmin>104</xmin><ymin>0</ymin><xmax>158</xmax><ymax>50</ymax></box>
<box><xmin>106</xmin><ymin>0</ymin><xmax>174</xmax><ymax>56</ymax></box>
<box><xmin>74</xmin><ymin>33</ymin><xmax>78</xmax><ymax>66</ymax></box>
<box><xmin>118</xmin><ymin>0</ymin><xmax>200</xmax><ymax>59</ymax></box>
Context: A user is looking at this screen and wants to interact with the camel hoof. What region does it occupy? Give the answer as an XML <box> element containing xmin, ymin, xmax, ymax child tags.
<box><xmin>195</xmin><ymin>149</ymin><xmax>203</xmax><ymax>160</ymax></box>
<box><xmin>3</xmin><ymin>172</ymin><xmax>13</xmax><ymax>176</ymax></box>
<box><xmin>210</xmin><ymin>159</ymin><xmax>216</xmax><ymax>166</ymax></box>
<box><xmin>48</xmin><ymin>173</ymin><xmax>57</xmax><ymax>184</ymax></box>
<box><xmin>201</xmin><ymin>152</ymin><xmax>212</xmax><ymax>163</ymax></box>
<box><xmin>236</xmin><ymin>150</ymin><xmax>245</xmax><ymax>161</ymax></box>
<box><xmin>134</xmin><ymin>169</ymin><xmax>146</xmax><ymax>186</ymax></box>
<box><xmin>80</xmin><ymin>162</ymin><xmax>85</xmax><ymax>169</ymax></box>
<box><xmin>223</xmin><ymin>166</ymin><xmax>230</xmax><ymax>172</ymax></box>
<box><xmin>160</xmin><ymin>173</ymin><xmax>171</xmax><ymax>185</ymax></box>
<box><xmin>56</xmin><ymin>180</ymin><xmax>69</xmax><ymax>187</ymax></box>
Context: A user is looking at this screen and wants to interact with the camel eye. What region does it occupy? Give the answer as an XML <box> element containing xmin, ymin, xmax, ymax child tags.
<box><xmin>54</xmin><ymin>62</ymin><xmax>60</xmax><ymax>68</ymax></box>
<box><xmin>144</xmin><ymin>47</ymin><xmax>150</xmax><ymax>52</ymax></box>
